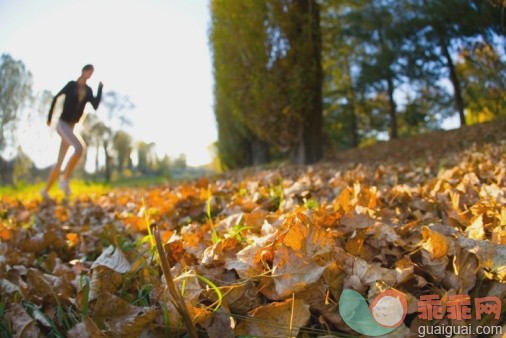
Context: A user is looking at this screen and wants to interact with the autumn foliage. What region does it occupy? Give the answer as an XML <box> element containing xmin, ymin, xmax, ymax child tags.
<box><xmin>0</xmin><ymin>143</ymin><xmax>505</xmax><ymax>337</ymax></box>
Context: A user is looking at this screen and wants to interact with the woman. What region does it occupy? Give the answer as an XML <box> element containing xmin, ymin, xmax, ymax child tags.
<box><xmin>41</xmin><ymin>64</ymin><xmax>103</xmax><ymax>199</ymax></box>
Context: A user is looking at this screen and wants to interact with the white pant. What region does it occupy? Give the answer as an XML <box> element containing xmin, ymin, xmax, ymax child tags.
<box><xmin>55</xmin><ymin>119</ymin><xmax>86</xmax><ymax>167</ymax></box>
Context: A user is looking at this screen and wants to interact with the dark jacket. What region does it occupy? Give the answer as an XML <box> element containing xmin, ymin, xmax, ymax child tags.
<box><xmin>47</xmin><ymin>81</ymin><xmax>103</xmax><ymax>124</ymax></box>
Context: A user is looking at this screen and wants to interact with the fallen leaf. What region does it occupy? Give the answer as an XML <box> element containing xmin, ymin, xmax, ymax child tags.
<box><xmin>235</xmin><ymin>298</ymin><xmax>310</xmax><ymax>337</ymax></box>
<box><xmin>263</xmin><ymin>245</ymin><xmax>327</xmax><ymax>299</ymax></box>
<box><xmin>91</xmin><ymin>245</ymin><xmax>132</xmax><ymax>273</ymax></box>
<box><xmin>67</xmin><ymin>317</ymin><xmax>107</xmax><ymax>338</ymax></box>
<box><xmin>202</xmin><ymin>307</ymin><xmax>235</xmax><ymax>338</ymax></box>
<box><xmin>92</xmin><ymin>292</ymin><xmax>157</xmax><ymax>337</ymax></box>
<box><xmin>421</xmin><ymin>226</ymin><xmax>450</xmax><ymax>259</ymax></box>
<box><xmin>458</xmin><ymin>237</ymin><xmax>506</xmax><ymax>282</ymax></box>
<box><xmin>10</xmin><ymin>303</ymin><xmax>40</xmax><ymax>338</ymax></box>
<box><xmin>466</xmin><ymin>215</ymin><xmax>485</xmax><ymax>240</ymax></box>
<box><xmin>87</xmin><ymin>266</ymin><xmax>124</xmax><ymax>301</ymax></box>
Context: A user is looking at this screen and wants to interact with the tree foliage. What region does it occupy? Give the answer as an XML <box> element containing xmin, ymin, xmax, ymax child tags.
<box><xmin>113</xmin><ymin>130</ymin><xmax>133</xmax><ymax>172</ymax></box>
<box><xmin>210</xmin><ymin>0</ymin><xmax>323</xmax><ymax>167</ymax></box>
<box><xmin>211</xmin><ymin>0</ymin><xmax>505</xmax><ymax>166</ymax></box>
<box><xmin>0</xmin><ymin>53</ymin><xmax>32</xmax><ymax>151</ymax></box>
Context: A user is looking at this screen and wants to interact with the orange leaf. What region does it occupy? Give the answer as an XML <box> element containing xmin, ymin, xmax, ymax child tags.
<box><xmin>421</xmin><ymin>227</ymin><xmax>449</xmax><ymax>259</ymax></box>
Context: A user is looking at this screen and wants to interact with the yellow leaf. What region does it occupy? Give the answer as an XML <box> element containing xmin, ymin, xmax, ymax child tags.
<box><xmin>466</xmin><ymin>215</ymin><xmax>485</xmax><ymax>240</ymax></box>
<box><xmin>421</xmin><ymin>226</ymin><xmax>449</xmax><ymax>259</ymax></box>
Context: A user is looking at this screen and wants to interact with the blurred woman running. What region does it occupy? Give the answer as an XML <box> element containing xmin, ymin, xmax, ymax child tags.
<box><xmin>41</xmin><ymin>64</ymin><xmax>103</xmax><ymax>199</ymax></box>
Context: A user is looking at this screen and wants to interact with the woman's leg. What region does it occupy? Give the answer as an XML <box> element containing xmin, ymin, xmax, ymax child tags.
<box><xmin>43</xmin><ymin>136</ymin><xmax>70</xmax><ymax>193</ymax></box>
<box><xmin>62</xmin><ymin>133</ymin><xmax>86</xmax><ymax>181</ymax></box>
<box><xmin>56</xmin><ymin>120</ymin><xmax>87</xmax><ymax>182</ymax></box>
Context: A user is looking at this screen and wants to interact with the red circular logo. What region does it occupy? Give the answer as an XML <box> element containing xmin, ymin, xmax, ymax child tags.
<box><xmin>369</xmin><ymin>289</ymin><xmax>408</xmax><ymax>328</ymax></box>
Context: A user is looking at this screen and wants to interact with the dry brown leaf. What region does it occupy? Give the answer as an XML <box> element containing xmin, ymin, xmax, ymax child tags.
<box><xmin>235</xmin><ymin>298</ymin><xmax>310</xmax><ymax>337</ymax></box>
<box><xmin>88</xmin><ymin>266</ymin><xmax>124</xmax><ymax>301</ymax></box>
<box><xmin>458</xmin><ymin>237</ymin><xmax>506</xmax><ymax>282</ymax></box>
<box><xmin>1</xmin><ymin>137</ymin><xmax>505</xmax><ymax>338</ymax></box>
<box><xmin>349</xmin><ymin>257</ymin><xmax>397</xmax><ymax>287</ymax></box>
<box><xmin>217</xmin><ymin>282</ymin><xmax>263</xmax><ymax>314</ymax></box>
<box><xmin>173</xmin><ymin>272</ymin><xmax>202</xmax><ymax>303</ymax></box>
<box><xmin>19</xmin><ymin>268</ymin><xmax>55</xmax><ymax>305</ymax></box>
<box><xmin>92</xmin><ymin>292</ymin><xmax>157</xmax><ymax>337</ymax></box>
<box><xmin>421</xmin><ymin>249</ymin><xmax>449</xmax><ymax>279</ymax></box>
<box><xmin>202</xmin><ymin>307</ymin><xmax>235</xmax><ymax>338</ymax></box>
<box><xmin>264</xmin><ymin>245</ymin><xmax>327</xmax><ymax>299</ymax></box>
<box><xmin>225</xmin><ymin>230</ymin><xmax>277</xmax><ymax>279</ymax></box>
<box><xmin>394</xmin><ymin>257</ymin><xmax>415</xmax><ymax>284</ymax></box>
<box><xmin>67</xmin><ymin>317</ymin><xmax>107</xmax><ymax>338</ymax></box>
<box><xmin>10</xmin><ymin>303</ymin><xmax>40</xmax><ymax>338</ymax></box>
<box><xmin>0</xmin><ymin>278</ymin><xmax>20</xmax><ymax>296</ymax></box>
<box><xmin>451</xmin><ymin>249</ymin><xmax>479</xmax><ymax>293</ymax></box>
<box><xmin>19</xmin><ymin>232</ymin><xmax>58</xmax><ymax>253</ymax></box>
<box><xmin>340</xmin><ymin>206</ymin><xmax>377</xmax><ymax>229</ymax></box>
<box><xmin>91</xmin><ymin>245</ymin><xmax>132</xmax><ymax>273</ymax></box>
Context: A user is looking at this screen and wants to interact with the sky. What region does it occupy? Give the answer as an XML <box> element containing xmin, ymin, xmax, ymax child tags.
<box><xmin>0</xmin><ymin>0</ymin><xmax>216</xmax><ymax>168</ymax></box>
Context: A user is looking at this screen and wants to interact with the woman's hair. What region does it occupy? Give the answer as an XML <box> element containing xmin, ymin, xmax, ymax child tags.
<box><xmin>82</xmin><ymin>64</ymin><xmax>94</xmax><ymax>72</ymax></box>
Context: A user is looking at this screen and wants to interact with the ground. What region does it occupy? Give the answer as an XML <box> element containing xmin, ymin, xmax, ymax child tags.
<box><xmin>0</xmin><ymin>122</ymin><xmax>505</xmax><ymax>337</ymax></box>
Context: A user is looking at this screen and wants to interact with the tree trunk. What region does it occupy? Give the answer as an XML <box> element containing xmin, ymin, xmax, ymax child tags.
<box><xmin>0</xmin><ymin>157</ymin><xmax>13</xmax><ymax>185</ymax></box>
<box><xmin>350</xmin><ymin>108</ymin><xmax>359</xmax><ymax>147</ymax></box>
<box><xmin>292</xmin><ymin>0</ymin><xmax>323</xmax><ymax>165</ymax></box>
<box><xmin>0</xmin><ymin>157</ymin><xmax>4</xmax><ymax>185</ymax></box>
<box><xmin>345</xmin><ymin>57</ymin><xmax>359</xmax><ymax>148</ymax></box>
<box><xmin>103</xmin><ymin>141</ymin><xmax>111</xmax><ymax>182</ymax></box>
<box><xmin>439</xmin><ymin>32</ymin><xmax>466</xmax><ymax>126</ymax></box>
<box><xmin>95</xmin><ymin>145</ymin><xmax>99</xmax><ymax>174</ymax></box>
<box><xmin>77</xmin><ymin>149</ymin><xmax>87</xmax><ymax>177</ymax></box>
<box><xmin>386</xmin><ymin>74</ymin><xmax>398</xmax><ymax>139</ymax></box>
<box><xmin>251</xmin><ymin>137</ymin><xmax>270</xmax><ymax>165</ymax></box>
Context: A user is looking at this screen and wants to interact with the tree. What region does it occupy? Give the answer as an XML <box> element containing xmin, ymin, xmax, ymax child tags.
<box><xmin>321</xmin><ymin>0</ymin><xmax>371</xmax><ymax>149</ymax></box>
<box><xmin>102</xmin><ymin>126</ymin><xmax>113</xmax><ymax>182</ymax></box>
<box><xmin>0</xmin><ymin>54</ymin><xmax>32</xmax><ymax>151</ymax></box>
<box><xmin>275</xmin><ymin>0</ymin><xmax>323</xmax><ymax>164</ymax></box>
<box><xmin>101</xmin><ymin>91</ymin><xmax>134</xmax><ymax>128</ymax></box>
<box><xmin>0</xmin><ymin>54</ymin><xmax>32</xmax><ymax>184</ymax></box>
<box><xmin>13</xmin><ymin>146</ymin><xmax>34</xmax><ymax>185</ymax></box>
<box><xmin>158</xmin><ymin>154</ymin><xmax>171</xmax><ymax>177</ymax></box>
<box><xmin>210</xmin><ymin>0</ymin><xmax>323</xmax><ymax>166</ymax></box>
<box><xmin>341</xmin><ymin>0</ymin><xmax>406</xmax><ymax>140</ymax></box>
<box><xmin>210</xmin><ymin>0</ymin><xmax>271</xmax><ymax>168</ymax></box>
<box><xmin>112</xmin><ymin>130</ymin><xmax>133</xmax><ymax>173</ymax></box>
<box><xmin>406</xmin><ymin>0</ymin><xmax>503</xmax><ymax>126</ymax></box>
<box><xmin>173</xmin><ymin>153</ymin><xmax>187</xmax><ymax>169</ymax></box>
<box><xmin>457</xmin><ymin>42</ymin><xmax>506</xmax><ymax>124</ymax></box>
<box><xmin>137</xmin><ymin>141</ymin><xmax>157</xmax><ymax>174</ymax></box>
<box><xmin>87</xmin><ymin>90</ymin><xmax>135</xmax><ymax>180</ymax></box>
<box><xmin>82</xmin><ymin>114</ymin><xmax>113</xmax><ymax>180</ymax></box>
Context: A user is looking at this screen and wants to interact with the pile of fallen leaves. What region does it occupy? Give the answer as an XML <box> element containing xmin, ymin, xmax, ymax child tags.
<box><xmin>0</xmin><ymin>142</ymin><xmax>505</xmax><ymax>337</ymax></box>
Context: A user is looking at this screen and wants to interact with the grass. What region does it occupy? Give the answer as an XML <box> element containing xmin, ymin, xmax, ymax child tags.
<box><xmin>0</xmin><ymin>180</ymin><xmax>109</xmax><ymax>201</ymax></box>
<box><xmin>0</xmin><ymin>303</ymin><xmax>11</xmax><ymax>337</ymax></box>
<box><xmin>109</xmin><ymin>175</ymin><xmax>169</xmax><ymax>188</ymax></box>
<box><xmin>0</xmin><ymin>176</ymin><xmax>171</xmax><ymax>201</ymax></box>
<box><xmin>206</xmin><ymin>186</ymin><xmax>220</xmax><ymax>244</ymax></box>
